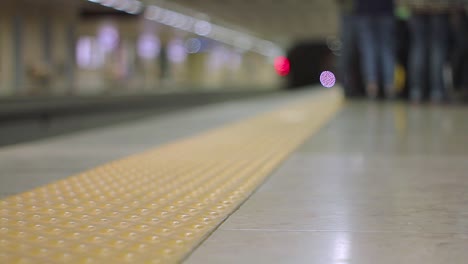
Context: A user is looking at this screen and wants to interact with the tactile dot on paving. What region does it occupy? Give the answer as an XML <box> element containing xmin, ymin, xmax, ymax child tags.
<box><xmin>0</xmin><ymin>89</ymin><xmax>342</xmax><ymax>263</ymax></box>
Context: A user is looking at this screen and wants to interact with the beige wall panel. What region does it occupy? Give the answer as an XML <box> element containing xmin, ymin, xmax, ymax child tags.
<box><xmin>0</xmin><ymin>14</ymin><xmax>13</xmax><ymax>95</ymax></box>
<box><xmin>0</xmin><ymin>6</ymin><xmax>20</xmax><ymax>96</ymax></box>
<box><xmin>51</xmin><ymin>17</ymin><xmax>68</xmax><ymax>94</ymax></box>
<box><xmin>0</xmin><ymin>0</ymin><xmax>79</xmax><ymax>96</ymax></box>
<box><xmin>22</xmin><ymin>14</ymin><xmax>43</xmax><ymax>94</ymax></box>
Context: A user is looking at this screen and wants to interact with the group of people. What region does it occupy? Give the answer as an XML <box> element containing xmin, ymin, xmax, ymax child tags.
<box><xmin>338</xmin><ymin>0</ymin><xmax>468</xmax><ymax>103</ymax></box>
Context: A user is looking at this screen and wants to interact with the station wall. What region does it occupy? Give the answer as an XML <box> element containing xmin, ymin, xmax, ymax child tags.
<box><xmin>0</xmin><ymin>0</ymin><xmax>280</xmax><ymax>97</ymax></box>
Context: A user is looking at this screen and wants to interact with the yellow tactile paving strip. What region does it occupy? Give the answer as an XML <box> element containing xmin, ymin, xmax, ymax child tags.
<box><xmin>0</xmin><ymin>89</ymin><xmax>343</xmax><ymax>264</ymax></box>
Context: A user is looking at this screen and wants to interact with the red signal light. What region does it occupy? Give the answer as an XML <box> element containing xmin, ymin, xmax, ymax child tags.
<box><xmin>274</xmin><ymin>56</ymin><xmax>290</xmax><ymax>76</ymax></box>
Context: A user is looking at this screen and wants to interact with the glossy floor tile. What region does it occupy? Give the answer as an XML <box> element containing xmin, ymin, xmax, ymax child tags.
<box><xmin>186</xmin><ymin>102</ymin><xmax>468</xmax><ymax>263</ymax></box>
<box><xmin>187</xmin><ymin>230</ymin><xmax>468</xmax><ymax>264</ymax></box>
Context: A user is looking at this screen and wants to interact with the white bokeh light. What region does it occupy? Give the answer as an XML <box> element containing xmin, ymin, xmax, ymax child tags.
<box><xmin>194</xmin><ymin>21</ymin><xmax>212</xmax><ymax>36</ymax></box>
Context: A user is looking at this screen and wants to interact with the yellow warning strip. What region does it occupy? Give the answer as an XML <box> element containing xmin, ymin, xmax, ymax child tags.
<box><xmin>0</xmin><ymin>89</ymin><xmax>343</xmax><ymax>264</ymax></box>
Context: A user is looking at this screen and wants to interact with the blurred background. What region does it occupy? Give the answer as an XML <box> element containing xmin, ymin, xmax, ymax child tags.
<box><xmin>0</xmin><ymin>0</ymin><xmax>340</xmax><ymax>97</ymax></box>
<box><xmin>1</xmin><ymin>0</ymin><xmax>468</xmax><ymax>97</ymax></box>
<box><xmin>2</xmin><ymin>2</ymin><xmax>468</xmax><ymax>263</ymax></box>
<box><xmin>0</xmin><ymin>0</ymin><xmax>343</xmax><ymax>145</ymax></box>
<box><xmin>1</xmin><ymin>0</ymin><xmax>467</xmax><ymax>145</ymax></box>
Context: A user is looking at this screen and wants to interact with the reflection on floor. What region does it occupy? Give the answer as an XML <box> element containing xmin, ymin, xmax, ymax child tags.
<box><xmin>186</xmin><ymin>102</ymin><xmax>468</xmax><ymax>264</ymax></box>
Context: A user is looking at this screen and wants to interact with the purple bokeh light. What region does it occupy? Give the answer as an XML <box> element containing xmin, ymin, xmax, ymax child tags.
<box><xmin>137</xmin><ymin>34</ymin><xmax>161</xmax><ymax>59</ymax></box>
<box><xmin>168</xmin><ymin>38</ymin><xmax>187</xmax><ymax>63</ymax></box>
<box><xmin>76</xmin><ymin>37</ymin><xmax>105</xmax><ymax>69</ymax></box>
<box><xmin>97</xmin><ymin>24</ymin><xmax>119</xmax><ymax>52</ymax></box>
<box><xmin>320</xmin><ymin>71</ymin><xmax>336</xmax><ymax>88</ymax></box>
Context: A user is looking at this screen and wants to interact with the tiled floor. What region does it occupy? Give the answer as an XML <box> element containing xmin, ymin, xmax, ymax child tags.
<box><xmin>186</xmin><ymin>102</ymin><xmax>468</xmax><ymax>264</ymax></box>
<box><xmin>2</xmin><ymin>95</ymin><xmax>467</xmax><ymax>263</ymax></box>
<box><xmin>0</xmin><ymin>89</ymin><xmax>342</xmax><ymax>263</ymax></box>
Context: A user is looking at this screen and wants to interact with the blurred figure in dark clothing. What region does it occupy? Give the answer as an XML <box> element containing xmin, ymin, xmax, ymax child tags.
<box><xmin>336</xmin><ymin>0</ymin><xmax>357</xmax><ymax>97</ymax></box>
<box><xmin>452</xmin><ymin>2</ymin><xmax>468</xmax><ymax>101</ymax></box>
<box><xmin>355</xmin><ymin>0</ymin><xmax>396</xmax><ymax>99</ymax></box>
<box><xmin>400</xmin><ymin>0</ymin><xmax>458</xmax><ymax>103</ymax></box>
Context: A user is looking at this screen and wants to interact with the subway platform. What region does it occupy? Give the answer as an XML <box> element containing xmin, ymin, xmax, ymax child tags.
<box><xmin>1</xmin><ymin>88</ymin><xmax>468</xmax><ymax>263</ymax></box>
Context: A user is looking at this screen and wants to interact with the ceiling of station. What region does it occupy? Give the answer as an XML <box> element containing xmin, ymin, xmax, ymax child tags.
<box><xmin>77</xmin><ymin>0</ymin><xmax>339</xmax><ymax>49</ymax></box>
<box><xmin>144</xmin><ymin>0</ymin><xmax>339</xmax><ymax>46</ymax></box>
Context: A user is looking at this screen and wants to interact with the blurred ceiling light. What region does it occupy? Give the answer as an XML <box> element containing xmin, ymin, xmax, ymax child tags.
<box><xmin>185</xmin><ymin>38</ymin><xmax>202</xmax><ymax>54</ymax></box>
<box><xmin>86</xmin><ymin>0</ymin><xmax>282</xmax><ymax>58</ymax></box>
<box><xmin>169</xmin><ymin>12</ymin><xmax>183</xmax><ymax>27</ymax></box>
<box><xmin>182</xmin><ymin>18</ymin><xmax>194</xmax><ymax>31</ymax></box>
<box><xmin>143</xmin><ymin>4</ymin><xmax>283</xmax><ymax>57</ymax></box>
<box><xmin>114</xmin><ymin>0</ymin><xmax>131</xmax><ymax>11</ymax></box>
<box><xmin>159</xmin><ymin>11</ymin><xmax>170</xmax><ymax>24</ymax></box>
<box><xmin>172</xmin><ymin>13</ymin><xmax>184</xmax><ymax>27</ymax></box>
<box><xmin>258</xmin><ymin>40</ymin><xmax>275</xmax><ymax>52</ymax></box>
<box><xmin>234</xmin><ymin>36</ymin><xmax>253</xmax><ymax>51</ymax></box>
<box><xmin>100</xmin><ymin>0</ymin><xmax>115</xmax><ymax>7</ymax></box>
<box><xmin>126</xmin><ymin>1</ymin><xmax>143</xmax><ymax>14</ymax></box>
<box><xmin>86</xmin><ymin>0</ymin><xmax>283</xmax><ymax>58</ymax></box>
<box><xmin>174</xmin><ymin>15</ymin><xmax>189</xmax><ymax>29</ymax></box>
<box><xmin>194</xmin><ymin>21</ymin><xmax>212</xmax><ymax>36</ymax></box>
<box><xmin>208</xmin><ymin>25</ymin><xmax>224</xmax><ymax>40</ymax></box>
<box><xmin>144</xmin><ymin>6</ymin><xmax>162</xmax><ymax>20</ymax></box>
<box><xmin>87</xmin><ymin>0</ymin><xmax>143</xmax><ymax>15</ymax></box>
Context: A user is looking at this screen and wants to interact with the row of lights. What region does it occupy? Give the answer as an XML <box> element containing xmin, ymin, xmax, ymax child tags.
<box><xmin>144</xmin><ymin>5</ymin><xmax>282</xmax><ymax>57</ymax></box>
<box><xmin>86</xmin><ymin>0</ymin><xmax>283</xmax><ymax>58</ymax></box>
<box><xmin>88</xmin><ymin>0</ymin><xmax>143</xmax><ymax>14</ymax></box>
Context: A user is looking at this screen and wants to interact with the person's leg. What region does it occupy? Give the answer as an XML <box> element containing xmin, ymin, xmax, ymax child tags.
<box><xmin>451</xmin><ymin>10</ymin><xmax>465</xmax><ymax>93</ymax></box>
<box><xmin>407</xmin><ymin>14</ymin><xmax>428</xmax><ymax>102</ymax></box>
<box><xmin>457</xmin><ymin>12</ymin><xmax>468</xmax><ymax>99</ymax></box>
<box><xmin>378</xmin><ymin>15</ymin><xmax>397</xmax><ymax>99</ymax></box>
<box><xmin>462</xmin><ymin>49</ymin><xmax>468</xmax><ymax>99</ymax></box>
<box><xmin>429</xmin><ymin>13</ymin><xmax>450</xmax><ymax>103</ymax></box>
<box><xmin>356</xmin><ymin>15</ymin><xmax>379</xmax><ymax>98</ymax></box>
<box><xmin>339</xmin><ymin>14</ymin><xmax>357</xmax><ymax>97</ymax></box>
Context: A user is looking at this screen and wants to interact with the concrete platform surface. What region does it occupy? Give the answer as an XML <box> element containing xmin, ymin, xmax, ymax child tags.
<box><xmin>186</xmin><ymin>102</ymin><xmax>468</xmax><ymax>264</ymax></box>
<box><xmin>0</xmin><ymin>90</ymin><xmax>303</xmax><ymax>198</ymax></box>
